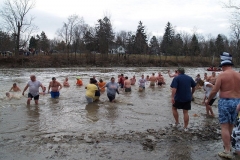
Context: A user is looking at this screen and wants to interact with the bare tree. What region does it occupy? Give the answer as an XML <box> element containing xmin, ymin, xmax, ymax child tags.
<box><xmin>223</xmin><ymin>0</ymin><xmax>240</xmax><ymax>63</ymax></box>
<box><xmin>0</xmin><ymin>0</ymin><xmax>37</xmax><ymax>56</ymax></box>
<box><xmin>56</xmin><ymin>14</ymin><xmax>83</xmax><ymax>55</ymax></box>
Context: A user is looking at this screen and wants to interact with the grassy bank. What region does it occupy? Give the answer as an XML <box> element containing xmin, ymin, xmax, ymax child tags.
<box><xmin>0</xmin><ymin>53</ymin><xmax>231</xmax><ymax>68</ymax></box>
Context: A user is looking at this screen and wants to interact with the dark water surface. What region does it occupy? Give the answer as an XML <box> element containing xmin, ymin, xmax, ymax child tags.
<box><xmin>0</xmin><ymin>67</ymin><xmax>239</xmax><ymax>160</ymax></box>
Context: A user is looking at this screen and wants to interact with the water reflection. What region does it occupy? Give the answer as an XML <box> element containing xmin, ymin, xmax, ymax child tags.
<box><xmin>26</xmin><ymin>105</ymin><xmax>40</xmax><ymax>118</ymax></box>
<box><xmin>85</xmin><ymin>103</ymin><xmax>100</xmax><ymax>122</ymax></box>
<box><xmin>105</xmin><ymin>104</ymin><xmax>118</xmax><ymax>123</ymax></box>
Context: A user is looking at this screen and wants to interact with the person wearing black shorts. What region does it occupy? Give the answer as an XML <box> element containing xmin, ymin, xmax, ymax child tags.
<box><xmin>170</xmin><ymin>68</ymin><xmax>196</xmax><ymax>132</ymax></box>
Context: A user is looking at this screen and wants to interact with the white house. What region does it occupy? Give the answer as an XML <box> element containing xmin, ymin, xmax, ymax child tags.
<box><xmin>109</xmin><ymin>45</ymin><xmax>126</xmax><ymax>54</ymax></box>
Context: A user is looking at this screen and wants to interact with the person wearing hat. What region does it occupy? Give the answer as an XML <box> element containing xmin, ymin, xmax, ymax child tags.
<box><xmin>48</xmin><ymin>77</ymin><xmax>62</xmax><ymax>98</ymax></box>
<box><xmin>207</xmin><ymin>52</ymin><xmax>240</xmax><ymax>159</ymax></box>
<box><xmin>76</xmin><ymin>77</ymin><xmax>83</xmax><ymax>86</ymax></box>
<box><xmin>170</xmin><ymin>67</ymin><xmax>196</xmax><ymax>132</ymax></box>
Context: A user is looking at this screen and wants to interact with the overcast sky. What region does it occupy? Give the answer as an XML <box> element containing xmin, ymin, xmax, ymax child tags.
<box><xmin>0</xmin><ymin>0</ymin><xmax>235</xmax><ymax>40</ymax></box>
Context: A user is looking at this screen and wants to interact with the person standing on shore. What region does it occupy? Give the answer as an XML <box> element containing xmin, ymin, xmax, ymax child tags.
<box><xmin>170</xmin><ymin>68</ymin><xmax>196</xmax><ymax>132</ymax></box>
<box><xmin>198</xmin><ymin>80</ymin><xmax>218</xmax><ymax>117</ymax></box>
<box><xmin>22</xmin><ymin>75</ymin><xmax>44</xmax><ymax>105</ymax></box>
<box><xmin>48</xmin><ymin>77</ymin><xmax>62</xmax><ymax>98</ymax></box>
<box><xmin>207</xmin><ymin>52</ymin><xmax>240</xmax><ymax>159</ymax></box>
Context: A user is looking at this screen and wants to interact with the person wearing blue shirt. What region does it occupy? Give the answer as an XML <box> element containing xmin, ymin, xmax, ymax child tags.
<box><xmin>170</xmin><ymin>68</ymin><xmax>196</xmax><ymax>132</ymax></box>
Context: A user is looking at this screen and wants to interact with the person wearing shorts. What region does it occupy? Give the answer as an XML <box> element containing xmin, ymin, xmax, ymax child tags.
<box><xmin>124</xmin><ymin>76</ymin><xmax>131</xmax><ymax>92</ymax></box>
<box><xmin>22</xmin><ymin>75</ymin><xmax>44</xmax><ymax>105</ymax></box>
<box><xmin>149</xmin><ymin>73</ymin><xmax>157</xmax><ymax>87</ymax></box>
<box><xmin>207</xmin><ymin>52</ymin><xmax>240</xmax><ymax>158</ymax></box>
<box><xmin>199</xmin><ymin>80</ymin><xmax>218</xmax><ymax>117</ymax></box>
<box><xmin>170</xmin><ymin>68</ymin><xmax>196</xmax><ymax>132</ymax></box>
<box><xmin>50</xmin><ymin>91</ymin><xmax>60</xmax><ymax>98</ymax></box>
<box><xmin>48</xmin><ymin>77</ymin><xmax>62</xmax><ymax>99</ymax></box>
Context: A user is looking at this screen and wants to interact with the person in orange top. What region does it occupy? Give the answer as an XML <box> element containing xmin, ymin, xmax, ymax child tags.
<box><xmin>76</xmin><ymin>77</ymin><xmax>83</xmax><ymax>86</ymax></box>
<box><xmin>98</xmin><ymin>79</ymin><xmax>106</xmax><ymax>92</ymax></box>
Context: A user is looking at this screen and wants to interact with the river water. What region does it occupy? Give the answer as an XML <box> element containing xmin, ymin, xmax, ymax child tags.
<box><xmin>0</xmin><ymin>67</ymin><xmax>239</xmax><ymax>160</ymax></box>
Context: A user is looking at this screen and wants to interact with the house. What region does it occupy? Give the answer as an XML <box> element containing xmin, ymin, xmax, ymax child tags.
<box><xmin>109</xmin><ymin>45</ymin><xmax>126</xmax><ymax>54</ymax></box>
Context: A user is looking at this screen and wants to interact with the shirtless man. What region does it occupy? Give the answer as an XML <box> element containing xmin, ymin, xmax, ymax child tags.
<box><xmin>63</xmin><ymin>77</ymin><xmax>70</xmax><ymax>87</ymax></box>
<box><xmin>207</xmin><ymin>52</ymin><xmax>240</xmax><ymax>159</ymax></box>
<box><xmin>203</xmin><ymin>73</ymin><xmax>208</xmax><ymax>81</ymax></box>
<box><xmin>9</xmin><ymin>83</ymin><xmax>21</xmax><ymax>92</ymax></box>
<box><xmin>207</xmin><ymin>72</ymin><xmax>217</xmax><ymax>85</ymax></box>
<box><xmin>48</xmin><ymin>77</ymin><xmax>62</xmax><ymax>98</ymax></box>
<box><xmin>149</xmin><ymin>73</ymin><xmax>157</xmax><ymax>87</ymax></box>
<box><xmin>156</xmin><ymin>72</ymin><xmax>165</xmax><ymax>86</ymax></box>
<box><xmin>130</xmin><ymin>75</ymin><xmax>136</xmax><ymax>85</ymax></box>
<box><xmin>124</xmin><ymin>76</ymin><xmax>131</xmax><ymax>92</ymax></box>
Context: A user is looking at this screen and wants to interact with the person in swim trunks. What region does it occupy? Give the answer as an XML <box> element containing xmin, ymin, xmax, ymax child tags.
<box><xmin>124</xmin><ymin>76</ymin><xmax>131</xmax><ymax>92</ymax></box>
<box><xmin>22</xmin><ymin>75</ymin><xmax>44</xmax><ymax>105</ymax></box>
<box><xmin>156</xmin><ymin>72</ymin><xmax>165</xmax><ymax>86</ymax></box>
<box><xmin>207</xmin><ymin>52</ymin><xmax>240</xmax><ymax>159</ymax></box>
<box><xmin>48</xmin><ymin>77</ymin><xmax>62</xmax><ymax>98</ymax></box>
<box><xmin>149</xmin><ymin>73</ymin><xmax>157</xmax><ymax>87</ymax></box>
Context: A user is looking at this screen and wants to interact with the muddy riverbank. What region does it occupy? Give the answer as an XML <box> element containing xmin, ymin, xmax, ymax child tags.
<box><xmin>0</xmin><ymin>67</ymin><xmax>240</xmax><ymax>160</ymax></box>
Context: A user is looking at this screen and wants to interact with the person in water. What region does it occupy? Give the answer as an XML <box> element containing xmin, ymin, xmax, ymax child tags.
<box><xmin>149</xmin><ymin>73</ymin><xmax>157</xmax><ymax>87</ymax></box>
<box><xmin>124</xmin><ymin>76</ymin><xmax>131</xmax><ymax>92</ymax></box>
<box><xmin>98</xmin><ymin>79</ymin><xmax>106</xmax><ymax>92</ymax></box>
<box><xmin>22</xmin><ymin>75</ymin><xmax>44</xmax><ymax>105</ymax></box>
<box><xmin>63</xmin><ymin>77</ymin><xmax>70</xmax><ymax>87</ymax></box>
<box><xmin>9</xmin><ymin>83</ymin><xmax>21</xmax><ymax>92</ymax></box>
<box><xmin>76</xmin><ymin>77</ymin><xmax>83</xmax><ymax>86</ymax></box>
<box><xmin>48</xmin><ymin>77</ymin><xmax>62</xmax><ymax>98</ymax></box>
<box><xmin>130</xmin><ymin>75</ymin><xmax>136</xmax><ymax>85</ymax></box>
<box><xmin>105</xmin><ymin>77</ymin><xmax>119</xmax><ymax>102</ymax></box>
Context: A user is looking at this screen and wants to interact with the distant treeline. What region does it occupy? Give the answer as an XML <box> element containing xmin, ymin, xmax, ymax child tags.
<box><xmin>0</xmin><ymin>53</ymin><xmax>232</xmax><ymax>68</ymax></box>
